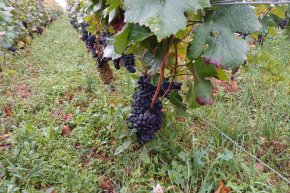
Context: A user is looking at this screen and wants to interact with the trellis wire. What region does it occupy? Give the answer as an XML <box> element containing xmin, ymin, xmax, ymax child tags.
<box><xmin>213</xmin><ymin>0</ymin><xmax>290</xmax><ymax>5</ymax></box>
<box><xmin>194</xmin><ymin>112</ymin><xmax>290</xmax><ymax>185</ymax></box>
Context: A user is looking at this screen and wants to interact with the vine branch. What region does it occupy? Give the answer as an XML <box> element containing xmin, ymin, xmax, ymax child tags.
<box><xmin>150</xmin><ymin>36</ymin><xmax>174</xmax><ymax>109</ymax></box>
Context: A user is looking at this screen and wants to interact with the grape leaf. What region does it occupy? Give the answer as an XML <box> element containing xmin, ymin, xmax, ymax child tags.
<box><xmin>188</xmin><ymin>5</ymin><xmax>261</xmax><ymax>69</ymax></box>
<box><xmin>187</xmin><ymin>59</ymin><xmax>216</xmax><ymax>107</ymax></box>
<box><xmin>143</xmin><ymin>38</ymin><xmax>172</xmax><ymax>75</ymax></box>
<box><xmin>124</xmin><ymin>0</ymin><xmax>211</xmax><ymax>40</ymax></box>
<box><xmin>168</xmin><ymin>91</ymin><xmax>187</xmax><ymax>113</ymax></box>
<box><xmin>114</xmin><ymin>23</ymin><xmax>153</xmax><ymax>54</ymax></box>
<box><xmin>106</xmin><ymin>0</ymin><xmax>121</xmax><ymax>13</ymax></box>
<box><xmin>114</xmin><ymin>139</ymin><xmax>131</xmax><ymax>155</ymax></box>
<box><xmin>143</xmin><ymin>50</ymin><xmax>163</xmax><ymax>75</ymax></box>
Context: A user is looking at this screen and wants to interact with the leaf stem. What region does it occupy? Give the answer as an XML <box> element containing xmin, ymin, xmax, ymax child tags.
<box><xmin>166</xmin><ymin>73</ymin><xmax>192</xmax><ymax>79</ymax></box>
<box><xmin>161</xmin><ymin>42</ymin><xmax>179</xmax><ymax>100</ymax></box>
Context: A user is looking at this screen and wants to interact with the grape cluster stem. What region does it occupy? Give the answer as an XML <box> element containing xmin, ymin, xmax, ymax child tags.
<box><xmin>149</xmin><ymin>35</ymin><xmax>174</xmax><ymax>109</ymax></box>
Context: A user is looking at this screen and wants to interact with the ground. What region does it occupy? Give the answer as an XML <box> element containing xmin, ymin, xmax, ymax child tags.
<box><xmin>0</xmin><ymin>17</ymin><xmax>289</xmax><ymax>193</ymax></box>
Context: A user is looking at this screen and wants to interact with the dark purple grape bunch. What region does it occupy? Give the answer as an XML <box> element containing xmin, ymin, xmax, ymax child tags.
<box><xmin>80</xmin><ymin>23</ymin><xmax>90</xmax><ymax>41</ymax></box>
<box><xmin>81</xmin><ymin>29</ymin><xmax>89</xmax><ymax>42</ymax></box>
<box><xmin>160</xmin><ymin>81</ymin><xmax>182</xmax><ymax>97</ymax></box>
<box><xmin>91</xmin><ymin>47</ymin><xmax>97</xmax><ymax>58</ymax></box>
<box><xmin>85</xmin><ymin>35</ymin><xmax>96</xmax><ymax>49</ymax></box>
<box><xmin>279</xmin><ymin>19</ymin><xmax>288</xmax><ymax>29</ymax></box>
<box><xmin>100</xmin><ymin>32</ymin><xmax>107</xmax><ymax>46</ymax></box>
<box><xmin>113</xmin><ymin>58</ymin><xmax>121</xmax><ymax>70</ymax></box>
<box><xmin>121</xmin><ymin>54</ymin><xmax>136</xmax><ymax>73</ymax></box>
<box><xmin>128</xmin><ymin>74</ymin><xmax>163</xmax><ymax>143</ymax></box>
<box><xmin>22</xmin><ymin>21</ymin><xmax>28</xmax><ymax>29</ymax></box>
<box><xmin>70</xmin><ymin>19</ymin><xmax>78</xmax><ymax>30</ymax></box>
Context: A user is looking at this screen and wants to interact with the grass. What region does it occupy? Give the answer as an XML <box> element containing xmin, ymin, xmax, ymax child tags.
<box><xmin>0</xmin><ymin>17</ymin><xmax>289</xmax><ymax>192</ymax></box>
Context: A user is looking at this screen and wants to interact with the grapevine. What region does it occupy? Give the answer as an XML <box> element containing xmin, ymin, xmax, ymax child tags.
<box><xmin>67</xmin><ymin>0</ymin><xmax>289</xmax><ymax>143</ymax></box>
<box><xmin>0</xmin><ymin>0</ymin><xmax>63</xmax><ymax>73</ymax></box>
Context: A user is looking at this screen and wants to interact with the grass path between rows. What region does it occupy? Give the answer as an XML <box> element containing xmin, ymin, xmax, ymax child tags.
<box><xmin>0</xmin><ymin>17</ymin><xmax>289</xmax><ymax>192</ymax></box>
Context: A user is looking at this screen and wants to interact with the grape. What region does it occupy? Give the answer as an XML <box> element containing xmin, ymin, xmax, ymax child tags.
<box><xmin>81</xmin><ymin>33</ymin><xmax>88</xmax><ymax>41</ymax></box>
<box><xmin>36</xmin><ymin>27</ymin><xmax>43</xmax><ymax>35</ymax></box>
<box><xmin>81</xmin><ymin>24</ymin><xmax>89</xmax><ymax>42</ymax></box>
<box><xmin>70</xmin><ymin>19</ymin><xmax>79</xmax><ymax>30</ymax></box>
<box><xmin>160</xmin><ymin>81</ymin><xmax>182</xmax><ymax>97</ymax></box>
<box><xmin>113</xmin><ymin>58</ymin><xmax>121</xmax><ymax>70</ymax></box>
<box><xmin>100</xmin><ymin>33</ymin><xmax>107</xmax><ymax>46</ymax></box>
<box><xmin>8</xmin><ymin>47</ymin><xmax>17</xmax><ymax>52</ymax></box>
<box><xmin>85</xmin><ymin>35</ymin><xmax>96</xmax><ymax>49</ymax></box>
<box><xmin>91</xmin><ymin>47</ymin><xmax>97</xmax><ymax>58</ymax></box>
<box><xmin>128</xmin><ymin>74</ymin><xmax>163</xmax><ymax>143</ymax></box>
<box><xmin>121</xmin><ymin>54</ymin><xmax>136</xmax><ymax>73</ymax></box>
<box><xmin>279</xmin><ymin>19</ymin><xmax>288</xmax><ymax>29</ymax></box>
<box><xmin>22</xmin><ymin>21</ymin><xmax>28</xmax><ymax>29</ymax></box>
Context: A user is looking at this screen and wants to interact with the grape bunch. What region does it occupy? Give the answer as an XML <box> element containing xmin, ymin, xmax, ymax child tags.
<box><xmin>279</xmin><ymin>19</ymin><xmax>288</xmax><ymax>29</ymax></box>
<box><xmin>70</xmin><ymin>18</ymin><xmax>79</xmax><ymax>30</ymax></box>
<box><xmin>22</xmin><ymin>21</ymin><xmax>28</xmax><ymax>29</ymax></box>
<box><xmin>128</xmin><ymin>74</ymin><xmax>163</xmax><ymax>143</ymax></box>
<box><xmin>113</xmin><ymin>58</ymin><xmax>121</xmax><ymax>70</ymax></box>
<box><xmin>91</xmin><ymin>47</ymin><xmax>97</xmax><ymax>58</ymax></box>
<box><xmin>100</xmin><ymin>32</ymin><xmax>107</xmax><ymax>46</ymax></box>
<box><xmin>85</xmin><ymin>35</ymin><xmax>96</xmax><ymax>50</ymax></box>
<box><xmin>121</xmin><ymin>54</ymin><xmax>136</xmax><ymax>73</ymax></box>
<box><xmin>81</xmin><ymin>29</ymin><xmax>89</xmax><ymax>42</ymax></box>
<box><xmin>72</xmin><ymin>22</ymin><xmax>137</xmax><ymax>73</ymax></box>
<box><xmin>79</xmin><ymin>24</ymin><xmax>101</xmax><ymax>61</ymax></box>
<box><xmin>160</xmin><ymin>81</ymin><xmax>182</xmax><ymax>97</ymax></box>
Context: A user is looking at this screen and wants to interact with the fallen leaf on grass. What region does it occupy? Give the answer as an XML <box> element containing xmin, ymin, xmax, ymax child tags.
<box><xmin>15</xmin><ymin>84</ymin><xmax>31</xmax><ymax>99</ymax></box>
<box><xmin>270</xmin><ymin>141</ymin><xmax>287</xmax><ymax>154</ymax></box>
<box><xmin>74</xmin><ymin>143</ymin><xmax>81</xmax><ymax>150</ymax></box>
<box><xmin>4</xmin><ymin>106</ymin><xmax>13</xmax><ymax>117</ymax></box>
<box><xmin>92</xmin><ymin>151</ymin><xmax>110</xmax><ymax>161</ymax></box>
<box><xmin>62</xmin><ymin>125</ymin><xmax>72</xmax><ymax>137</ymax></box>
<box><xmin>98</xmin><ymin>176</ymin><xmax>115</xmax><ymax>192</ymax></box>
<box><xmin>256</xmin><ymin>147</ymin><xmax>265</xmax><ymax>158</ymax></box>
<box><xmin>209</xmin><ymin>78</ymin><xmax>239</xmax><ymax>94</ymax></box>
<box><xmin>279</xmin><ymin>161</ymin><xmax>290</xmax><ymax>172</ymax></box>
<box><xmin>0</xmin><ymin>144</ymin><xmax>11</xmax><ymax>150</ymax></box>
<box><xmin>63</xmin><ymin>113</ymin><xmax>73</xmax><ymax>122</ymax></box>
<box><xmin>214</xmin><ymin>180</ymin><xmax>232</xmax><ymax>193</ymax></box>
<box><xmin>0</xmin><ymin>134</ymin><xmax>9</xmax><ymax>141</ymax></box>
<box><xmin>255</xmin><ymin>162</ymin><xmax>266</xmax><ymax>172</ymax></box>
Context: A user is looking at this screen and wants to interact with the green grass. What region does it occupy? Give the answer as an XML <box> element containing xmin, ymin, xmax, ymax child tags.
<box><xmin>0</xmin><ymin>17</ymin><xmax>289</xmax><ymax>192</ymax></box>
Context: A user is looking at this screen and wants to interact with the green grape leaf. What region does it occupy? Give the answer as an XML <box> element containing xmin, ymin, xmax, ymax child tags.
<box><xmin>271</xmin><ymin>5</ymin><xmax>288</xmax><ymax>19</ymax></box>
<box><xmin>114</xmin><ymin>23</ymin><xmax>153</xmax><ymax>54</ymax></box>
<box><xmin>107</xmin><ymin>0</ymin><xmax>121</xmax><ymax>13</ymax></box>
<box><xmin>143</xmin><ymin>50</ymin><xmax>163</xmax><ymax>75</ymax></box>
<box><xmin>188</xmin><ymin>5</ymin><xmax>261</xmax><ymax>69</ymax></box>
<box><xmin>143</xmin><ymin>38</ymin><xmax>172</xmax><ymax>75</ymax></box>
<box><xmin>260</xmin><ymin>15</ymin><xmax>277</xmax><ymax>34</ymax></box>
<box><xmin>151</xmin><ymin>73</ymin><xmax>160</xmax><ymax>86</ymax></box>
<box><xmin>124</xmin><ymin>0</ymin><xmax>211</xmax><ymax>40</ymax></box>
<box><xmin>187</xmin><ymin>59</ymin><xmax>216</xmax><ymax>107</ymax></box>
<box><xmin>168</xmin><ymin>91</ymin><xmax>187</xmax><ymax>113</ymax></box>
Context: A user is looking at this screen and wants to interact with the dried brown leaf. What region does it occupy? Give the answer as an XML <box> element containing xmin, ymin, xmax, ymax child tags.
<box><xmin>62</xmin><ymin>125</ymin><xmax>72</xmax><ymax>137</ymax></box>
